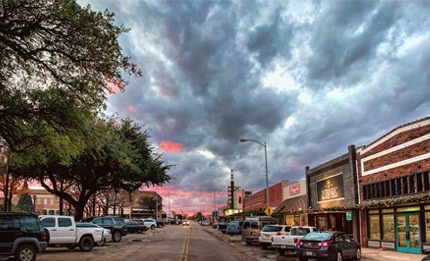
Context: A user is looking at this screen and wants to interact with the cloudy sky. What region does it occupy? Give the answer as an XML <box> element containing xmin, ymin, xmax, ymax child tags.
<box><xmin>77</xmin><ymin>0</ymin><xmax>430</xmax><ymax>215</ymax></box>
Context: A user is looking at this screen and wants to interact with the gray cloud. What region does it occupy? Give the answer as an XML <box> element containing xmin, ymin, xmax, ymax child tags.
<box><xmin>78</xmin><ymin>0</ymin><xmax>430</xmax><ymax>214</ymax></box>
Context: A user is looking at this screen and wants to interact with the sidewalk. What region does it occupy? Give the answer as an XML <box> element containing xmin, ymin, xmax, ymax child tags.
<box><xmin>362</xmin><ymin>247</ymin><xmax>427</xmax><ymax>261</ymax></box>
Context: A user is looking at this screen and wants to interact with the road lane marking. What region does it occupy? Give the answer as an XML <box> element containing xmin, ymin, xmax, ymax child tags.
<box><xmin>179</xmin><ymin>227</ymin><xmax>191</xmax><ymax>261</ymax></box>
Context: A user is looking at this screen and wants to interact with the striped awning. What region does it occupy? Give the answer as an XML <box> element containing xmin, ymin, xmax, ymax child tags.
<box><xmin>275</xmin><ymin>195</ymin><xmax>307</xmax><ymax>214</ymax></box>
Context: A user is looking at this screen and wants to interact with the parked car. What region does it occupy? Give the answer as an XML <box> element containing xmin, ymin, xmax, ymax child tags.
<box><xmin>271</xmin><ymin>226</ymin><xmax>318</xmax><ymax>255</ymax></box>
<box><xmin>81</xmin><ymin>216</ymin><xmax>127</xmax><ymax>242</ymax></box>
<box><xmin>258</xmin><ymin>224</ymin><xmax>291</xmax><ymax>250</ymax></box>
<box><xmin>0</xmin><ymin>212</ymin><xmax>48</xmax><ymax>261</ymax></box>
<box><xmin>217</xmin><ymin>222</ymin><xmax>228</xmax><ymax>234</ymax></box>
<box><xmin>126</xmin><ymin>221</ymin><xmax>146</xmax><ymax>233</ymax></box>
<box><xmin>241</xmin><ymin>216</ymin><xmax>279</xmax><ymax>245</ymax></box>
<box><xmin>182</xmin><ymin>220</ymin><xmax>190</xmax><ymax>226</ymax></box>
<box><xmin>227</xmin><ymin>220</ymin><xmax>243</xmax><ymax>236</ymax></box>
<box><xmin>76</xmin><ymin>222</ymin><xmax>112</xmax><ymax>246</ymax></box>
<box><xmin>142</xmin><ymin>218</ymin><xmax>157</xmax><ymax>230</ymax></box>
<box><xmin>131</xmin><ymin>219</ymin><xmax>148</xmax><ymax>231</ymax></box>
<box><xmin>296</xmin><ymin>231</ymin><xmax>361</xmax><ymax>261</ymax></box>
<box><xmin>40</xmin><ymin>215</ymin><xmax>103</xmax><ymax>252</ymax></box>
<box><xmin>156</xmin><ymin>220</ymin><xmax>165</xmax><ymax>227</ymax></box>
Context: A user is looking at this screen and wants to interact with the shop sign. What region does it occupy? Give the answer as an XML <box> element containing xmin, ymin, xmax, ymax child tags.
<box><xmin>317</xmin><ymin>174</ymin><xmax>344</xmax><ymax>202</ymax></box>
<box><xmin>289</xmin><ymin>183</ymin><xmax>300</xmax><ymax>196</ymax></box>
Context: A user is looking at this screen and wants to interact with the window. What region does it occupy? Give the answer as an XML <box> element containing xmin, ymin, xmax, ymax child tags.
<box><xmin>396</xmin><ymin>178</ymin><xmax>402</xmax><ymax>195</ymax></box>
<box><xmin>369</xmin><ymin>214</ymin><xmax>380</xmax><ymax>240</ymax></box>
<box><xmin>391</xmin><ymin>179</ymin><xmax>396</xmax><ymax>196</ymax></box>
<box><xmin>409</xmin><ymin>175</ymin><xmax>416</xmax><ymax>194</ymax></box>
<box><xmin>382</xmin><ymin>214</ymin><xmax>395</xmax><ymax>241</ymax></box>
<box><xmin>251</xmin><ymin>221</ymin><xmax>258</xmax><ymax>229</ymax></box>
<box><xmin>426</xmin><ymin>211</ymin><xmax>430</xmax><ymax>242</ymax></box>
<box><xmin>417</xmin><ymin>173</ymin><xmax>423</xmax><ymax>192</ymax></box>
<box><xmin>385</xmin><ymin>180</ymin><xmax>391</xmax><ymax>197</ymax></box>
<box><xmin>58</xmin><ymin>218</ymin><xmax>72</xmax><ymax>227</ymax></box>
<box><xmin>425</xmin><ymin>172</ymin><xmax>430</xmax><ymax>191</ymax></box>
<box><xmin>402</xmin><ymin>177</ymin><xmax>408</xmax><ymax>194</ymax></box>
<box><xmin>41</xmin><ymin>218</ymin><xmax>55</xmax><ymax>228</ymax></box>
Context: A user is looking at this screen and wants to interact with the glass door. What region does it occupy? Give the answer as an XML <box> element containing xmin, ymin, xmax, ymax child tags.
<box><xmin>396</xmin><ymin>213</ymin><xmax>421</xmax><ymax>254</ymax></box>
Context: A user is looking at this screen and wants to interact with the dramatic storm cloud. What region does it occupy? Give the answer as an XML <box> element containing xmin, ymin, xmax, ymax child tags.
<box><xmin>77</xmin><ymin>0</ymin><xmax>430</xmax><ymax>215</ymax></box>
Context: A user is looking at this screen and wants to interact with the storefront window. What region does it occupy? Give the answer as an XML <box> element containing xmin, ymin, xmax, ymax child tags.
<box><xmin>425</xmin><ymin>212</ymin><xmax>430</xmax><ymax>242</ymax></box>
<box><xmin>382</xmin><ymin>214</ymin><xmax>395</xmax><ymax>241</ymax></box>
<box><xmin>286</xmin><ymin>215</ymin><xmax>294</xmax><ymax>226</ymax></box>
<box><xmin>369</xmin><ymin>215</ymin><xmax>380</xmax><ymax>240</ymax></box>
<box><xmin>316</xmin><ymin>216</ymin><xmax>328</xmax><ymax>231</ymax></box>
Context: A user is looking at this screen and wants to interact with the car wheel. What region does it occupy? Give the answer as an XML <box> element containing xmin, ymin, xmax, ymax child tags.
<box><xmin>113</xmin><ymin>231</ymin><xmax>122</xmax><ymax>242</ymax></box>
<box><xmin>335</xmin><ymin>251</ymin><xmax>343</xmax><ymax>261</ymax></box>
<box><xmin>261</xmin><ymin>244</ymin><xmax>268</xmax><ymax>250</ymax></box>
<box><xmin>151</xmin><ymin>225</ymin><xmax>155</xmax><ymax>230</ymax></box>
<box><xmin>278</xmin><ymin>249</ymin><xmax>286</xmax><ymax>255</ymax></box>
<box><xmin>138</xmin><ymin>229</ymin><xmax>142</xmax><ymax>233</ymax></box>
<box><xmin>96</xmin><ymin>238</ymin><xmax>105</xmax><ymax>247</ymax></box>
<box><xmin>354</xmin><ymin>248</ymin><xmax>361</xmax><ymax>260</ymax></box>
<box><xmin>79</xmin><ymin>236</ymin><xmax>94</xmax><ymax>252</ymax></box>
<box><xmin>15</xmin><ymin>244</ymin><xmax>36</xmax><ymax>261</ymax></box>
<box><xmin>299</xmin><ymin>258</ymin><xmax>308</xmax><ymax>261</ymax></box>
<box><xmin>246</xmin><ymin>242</ymin><xmax>252</xmax><ymax>246</ymax></box>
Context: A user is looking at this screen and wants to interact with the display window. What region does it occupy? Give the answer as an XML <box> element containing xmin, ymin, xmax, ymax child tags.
<box><xmin>369</xmin><ymin>214</ymin><xmax>380</xmax><ymax>240</ymax></box>
<box><xmin>382</xmin><ymin>214</ymin><xmax>395</xmax><ymax>241</ymax></box>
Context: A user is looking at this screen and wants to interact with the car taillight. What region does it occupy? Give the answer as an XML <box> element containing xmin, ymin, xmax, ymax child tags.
<box><xmin>294</xmin><ymin>237</ymin><xmax>298</xmax><ymax>243</ymax></box>
<box><xmin>276</xmin><ymin>232</ymin><xmax>281</xmax><ymax>236</ymax></box>
<box><xmin>297</xmin><ymin>240</ymin><xmax>303</xmax><ymax>246</ymax></box>
<box><xmin>41</xmin><ymin>232</ymin><xmax>47</xmax><ymax>241</ymax></box>
<box><xmin>318</xmin><ymin>241</ymin><xmax>330</xmax><ymax>247</ymax></box>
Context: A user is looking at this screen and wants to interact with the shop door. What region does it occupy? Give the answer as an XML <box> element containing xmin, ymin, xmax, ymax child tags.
<box><xmin>396</xmin><ymin>213</ymin><xmax>421</xmax><ymax>254</ymax></box>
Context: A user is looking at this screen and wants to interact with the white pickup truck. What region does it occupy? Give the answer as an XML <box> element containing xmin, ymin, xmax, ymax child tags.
<box><xmin>40</xmin><ymin>215</ymin><xmax>103</xmax><ymax>252</ymax></box>
<box><xmin>270</xmin><ymin>226</ymin><xmax>318</xmax><ymax>255</ymax></box>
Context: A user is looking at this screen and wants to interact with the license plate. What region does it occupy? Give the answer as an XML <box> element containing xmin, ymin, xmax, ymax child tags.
<box><xmin>280</xmin><ymin>246</ymin><xmax>286</xmax><ymax>249</ymax></box>
<box><xmin>305</xmin><ymin>251</ymin><xmax>313</xmax><ymax>256</ymax></box>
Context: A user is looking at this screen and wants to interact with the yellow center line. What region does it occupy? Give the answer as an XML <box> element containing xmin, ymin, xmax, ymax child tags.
<box><xmin>179</xmin><ymin>227</ymin><xmax>191</xmax><ymax>261</ymax></box>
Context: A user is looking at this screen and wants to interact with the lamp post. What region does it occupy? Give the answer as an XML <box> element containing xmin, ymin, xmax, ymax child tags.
<box><xmin>32</xmin><ymin>195</ymin><xmax>37</xmax><ymax>213</ymax></box>
<box><xmin>240</xmin><ymin>138</ymin><xmax>270</xmax><ymax>210</ymax></box>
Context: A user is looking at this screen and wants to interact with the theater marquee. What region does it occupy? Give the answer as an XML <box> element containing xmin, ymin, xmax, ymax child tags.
<box><xmin>317</xmin><ymin>174</ymin><xmax>344</xmax><ymax>202</ymax></box>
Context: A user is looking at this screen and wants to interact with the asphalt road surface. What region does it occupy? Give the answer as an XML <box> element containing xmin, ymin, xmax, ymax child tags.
<box><xmin>35</xmin><ymin>220</ymin><xmax>376</xmax><ymax>261</ymax></box>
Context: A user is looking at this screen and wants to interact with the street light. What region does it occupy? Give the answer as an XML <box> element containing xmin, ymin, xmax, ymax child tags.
<box><xmin>32</xmin><ymin>195</ymin><xmax>37</xmax><ymax>213</ymax></box>
<box><xmin>240</xmin><ymin>138</ymin><xmax>270</xmax><ymax>210</ymax></box>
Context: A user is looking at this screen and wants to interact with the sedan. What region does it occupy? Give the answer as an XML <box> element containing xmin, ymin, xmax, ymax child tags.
<box><xmin>296</xmin><ymin>231</ymin><xmax>361</xmax><ymax>261</ymax></box>
<box><xmin>126</xmin><ymin>221</ymin><xmax>145</xmax><ymax>233</ymax></box>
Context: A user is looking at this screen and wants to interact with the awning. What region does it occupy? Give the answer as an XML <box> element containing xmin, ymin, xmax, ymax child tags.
<box><xmin>275</xmin><ymin>195</ymin><xmax>307</xmax><ymax>214</ymax></box>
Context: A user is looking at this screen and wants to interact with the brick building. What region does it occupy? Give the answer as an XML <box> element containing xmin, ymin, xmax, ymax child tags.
<box><xmin>243</xmin><ymin>180</ymin><xmax>286</xmax><ymax>213</ymax></box>
<box><xmin>305</xmin><ymin>145</ymin><xmax>360</xmax><ymax>241</ymax></box>
<box><xmin>274</xmin><ymin>180</ymin><xmax>307</xmax><ymax>226</ymax></box>
<box><xmin>356</xmin><ymin>117</ymin><xmax>430</xmax><ymax>254</ymax></box>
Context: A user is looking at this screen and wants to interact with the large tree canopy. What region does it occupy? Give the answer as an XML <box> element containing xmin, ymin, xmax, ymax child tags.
<box><xmin>0</xmin><ymin>0</ymin><xmax>140</xmax><ymax>158</ymax></box>
<box><xmin>13</xmin><ymin>118</ymin><xmax>172</xmax><ymax>220</ymax></box>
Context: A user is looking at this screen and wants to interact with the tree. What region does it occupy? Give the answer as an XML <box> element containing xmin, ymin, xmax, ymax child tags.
<box><xmin>13</xmin><ymin>117</ymin><xmax>172</xmax><ymax>221</ymax></box>
<box><xmin>0</xmin><ymin>0</ymin><xmax>140</xmax><ymax>162</ymax></box>
<box><xmin>17</xmin><ymin>193</ymin><xmax>33</xmax><ymax>213</ymax></box>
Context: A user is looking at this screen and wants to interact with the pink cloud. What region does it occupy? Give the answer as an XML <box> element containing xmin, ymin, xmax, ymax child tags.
<box><xmin>160</xmin><ymin>141</ymin><xmax>182</xmax><ymax>153</ymax></box>
<box><xmin>105</xmin><ymin>80</ymin><xmax>124</xmax><ymax>98</ymax></box>
<box><xmin>128</xmin><ymin>106</ymin><xmax>136</xmax><ymax>112</ymax></box>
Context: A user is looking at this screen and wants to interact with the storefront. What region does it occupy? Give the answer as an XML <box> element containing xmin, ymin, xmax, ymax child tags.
<box><xmin>305</xmin><ymin>145</ymin><xmax>361</xmax><ymax>241</ymax></box>
<box><xmin>364</xmin><ymin>202</ymin><xmax>430</xmax><ymax>254</ymax></box>
<box><xmin>356</xmin><ymin>116</ymin><xmax>430</xmax><ymax>254</ymax></box>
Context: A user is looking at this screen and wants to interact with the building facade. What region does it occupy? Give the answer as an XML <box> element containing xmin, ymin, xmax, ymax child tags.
<box><xmin>275</xmin><ymin>180</ymin><xmax>307</xmax><ymax>226</ymax></box>
<box><xmin>356</xmin><ymin>117</ymin><xmax>430</xmax><ymax>254</ymax></box>
<box><xmin>306</xmin><ymin>145</ymin><xmax>360</xmax><ymax>241</ymax></box>
<box><xmin>242</xmin><ymin>180</ymin><xmax>286</xmax><ymax>213</ymax></box>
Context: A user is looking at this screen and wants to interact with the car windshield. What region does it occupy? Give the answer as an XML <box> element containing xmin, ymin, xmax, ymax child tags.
<box><xmin>262</xmin><ymin>225</ymin><xmax>282</xmax><ymax>232</ymax></box>
<box><xmin>303</xmin><ymin>232</ymin><xmax>332</xmax><ymax>241</ymax></box>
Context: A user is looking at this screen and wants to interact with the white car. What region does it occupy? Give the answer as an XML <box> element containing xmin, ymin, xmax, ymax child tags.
<box><xmin>142</xmin><ymin>218</ymin><xmax>157</xmax><ymax>230</ymax></box>
<box><xmin>182</xmin><ymin>220</ymin><xmax>190</xmax><ymax>226</ymax></box>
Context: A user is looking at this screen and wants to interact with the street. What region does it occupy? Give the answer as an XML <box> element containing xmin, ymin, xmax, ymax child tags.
<box><xmin>35</xmin><ymin>221</ymin><xmax>377</xmax><ymax>261</ymax></box>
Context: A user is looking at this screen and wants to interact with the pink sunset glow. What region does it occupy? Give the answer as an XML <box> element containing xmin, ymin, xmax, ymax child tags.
<box><xmin>148</xmin><ymin>185</ymin><xmax>221</xmax><ymax>216</ymax></box>
<box><xmin>128</xmin><ymin>105</ymin><xmax>136</xmax><ymax>112</ymax></box>
<box><xmin>160</xmin><ymin>141</ymin><xmax>182</xmax><ymax>153</ymax></box>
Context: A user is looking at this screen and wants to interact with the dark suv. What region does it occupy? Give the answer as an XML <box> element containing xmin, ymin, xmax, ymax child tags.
<box><xmin>81</xmin><ymin>216</ymin><xmax>127</xmax><ymax>242</ymax></box>
<box><xmin>0</xmin><ymin>212</ymin><xmax>47</xmax><ymax>261</ymax></box>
